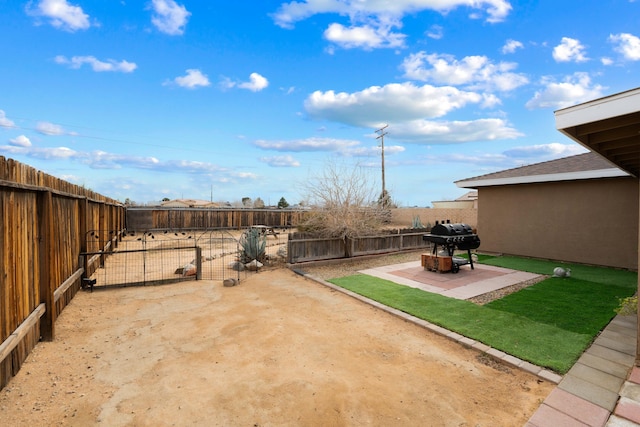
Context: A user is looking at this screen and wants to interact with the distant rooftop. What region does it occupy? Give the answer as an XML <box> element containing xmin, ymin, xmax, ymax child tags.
<box><xmin>431</xmin><ymin>190</ymin><xmax>477</xmax><ymax>206</ymax></box>
<box><xmin>161</xmin><ymin>199</ymin><xmax>219</xmax><ymax>208</ymax></box>
<box><xmin>456</xmin><ymin>152</ymin><xmax>629</xmax><ymax>188</ymax></box>
<box><xmin>456</xmin><ymin>191</ymin><xmax>477</xmax><ymax>201</ymax></box>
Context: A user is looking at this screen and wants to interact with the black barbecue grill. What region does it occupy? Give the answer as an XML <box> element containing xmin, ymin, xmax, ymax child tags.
<box><xmin>423</xmin><ymin>221</ymin><xmax>480</xmax><ymax>272</ymax></box>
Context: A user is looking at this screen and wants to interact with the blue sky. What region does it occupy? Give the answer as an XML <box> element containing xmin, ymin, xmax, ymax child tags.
<box><xmin>1</xmin><ymin>1</ymin><xmax>639</xmax><ymax>207</ymax></box>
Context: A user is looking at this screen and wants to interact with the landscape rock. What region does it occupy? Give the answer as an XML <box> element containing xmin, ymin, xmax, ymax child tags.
<box><xmin>182</xmin><ymin>263</ymin><xmax>197</xmax><ymax>277</ymax></box>
<box><xmin>552</xmin><ymin>267</ymin><xmax>571</xmax><ymax>278</ymax></box>
<box><xmin>276</xmin><ymin>246</ymin><xmax>287</xmax><ymax>258</ymax></box>
<box><xmin>229</xmin><ymin>261</ymin><xmax>245</xmax><ymax>271</ymax></box>
<box><xmin>223</xmin><ymin>278</ymin><xmax>238</xmax><ymax>287</ymax></box>
<box><xmin>245</xmin><ymin>259</ymin><xmax>263</xmax><ymax>271</ymax></box>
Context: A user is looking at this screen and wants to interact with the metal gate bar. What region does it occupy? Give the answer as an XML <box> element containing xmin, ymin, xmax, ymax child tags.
<box><xmin>81</xmin><ymin>229</ymin><xmax>246</xmax><ymax>289</ymax></box>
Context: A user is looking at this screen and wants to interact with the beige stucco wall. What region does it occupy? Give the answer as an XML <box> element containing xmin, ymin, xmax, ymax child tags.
<box><xmin>390</xmin><ymin>207</ymin><xmax>477</xmax><ymax>229</ymax></box>
<box><xmin>476</xmin><ymin>177</ymin><xmax>638</xmax><ymax>270</ymax></box>
<box><xmin>431</xmin><ymin>200</ymin><xmax>476</xmax><ymax>209</ymax></box>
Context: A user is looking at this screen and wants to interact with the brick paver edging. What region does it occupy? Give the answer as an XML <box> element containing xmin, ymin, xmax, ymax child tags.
<box><xmin>301</xmin><ymin>272</ymin><xmax>563</xmax><ymax>385</ymax></box>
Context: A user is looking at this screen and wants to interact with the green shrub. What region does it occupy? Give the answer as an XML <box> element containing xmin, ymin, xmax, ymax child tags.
<box><xmin>616</xmin><ymin>295</ymin><xmax>638</xmax><ymax>316</ymax></box>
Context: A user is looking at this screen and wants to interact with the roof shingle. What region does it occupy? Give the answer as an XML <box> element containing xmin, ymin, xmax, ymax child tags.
<box><xmin>455</xmin><ymin>152</ymin><xmax>619</xmax><ymax>184</ymax></box>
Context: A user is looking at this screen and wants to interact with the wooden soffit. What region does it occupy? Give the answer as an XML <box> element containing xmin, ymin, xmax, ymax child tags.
<box><xmin>555</xmin><ymin>88</ymin><xmax>640</xmax><ymax>178</ymax></box>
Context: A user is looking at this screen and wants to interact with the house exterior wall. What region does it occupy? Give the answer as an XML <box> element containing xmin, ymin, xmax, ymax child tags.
<box><xmin>477</xmin><ymin>177</ymin><xmax>638</xmax><ymax>270</ymax></box>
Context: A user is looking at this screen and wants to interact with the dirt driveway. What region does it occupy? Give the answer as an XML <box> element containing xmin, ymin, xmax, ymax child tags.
<box><xmin>0</xmin><ymin>269</ymin><xmax>552</xmax><ymax>426</ymax></box>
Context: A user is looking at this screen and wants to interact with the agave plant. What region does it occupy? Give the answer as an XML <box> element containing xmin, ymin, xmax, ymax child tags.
<box><xmin>239</xmin><ymin>228</ymin><xmax>267</xmax><ymax>263</ymax></box>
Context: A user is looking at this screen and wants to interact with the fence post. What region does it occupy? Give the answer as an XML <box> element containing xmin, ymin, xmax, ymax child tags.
<box><xmin>37</xmin><ymin>190</ymin><xmax>55</xmax><ymax>341</ymax></box>
<box><xmin>79</xmin><ymin>197</ymin><xmax>88</xmax><ymax>255</ymax></box>
<box><xmin>195</xmin><ymin>246</ymin><xmax>202</xmax><ymax>280</ymax></box>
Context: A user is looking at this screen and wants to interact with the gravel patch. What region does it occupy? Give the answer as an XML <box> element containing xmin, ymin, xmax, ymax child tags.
<box><xmin>468</xmin><ymin>275</ymin><xmax>548</xmax><ymax>305</ymax></box>
<box><xmin>296</xmin><ymin>251</ymin><xmax>423</xmax><ymax>280</ymax></box>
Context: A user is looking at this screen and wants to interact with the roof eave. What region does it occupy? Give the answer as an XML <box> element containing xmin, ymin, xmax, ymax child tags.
<box><xmin>456</xmin><ymin>168</ymin><xmax>629</xmax><ymax>189</ymax></box>
<box><xmin>555</xmin><ymin>87</ymin><xmax>640</xmax><ymax>178</ymax></box>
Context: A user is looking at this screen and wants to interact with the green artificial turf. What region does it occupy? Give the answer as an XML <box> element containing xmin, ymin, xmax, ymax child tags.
<box><xmin>480</xmin><ymin>255</ymin><xmax>637</xmax><ymax>288</ymax></box>
<box><xmin>329</xmin><ymin>257</ymin><xmax>637</xmax><ymax>374</ymax></box>
<box><xmin>486</xmin><ymin>279</ymin><xmax>633</xmax><ymax>334</ymax></box>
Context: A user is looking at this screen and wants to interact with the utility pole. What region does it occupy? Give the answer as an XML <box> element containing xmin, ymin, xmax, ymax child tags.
<box><xmin>375</xmin><ymin>124</ymin><xmax>389</xmax><ymax>206</ymax></box>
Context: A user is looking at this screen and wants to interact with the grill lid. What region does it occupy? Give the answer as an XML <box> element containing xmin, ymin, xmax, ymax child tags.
<box><xmin>431</xmin><ymin>222</ymin><xmax>473</xmax><ymax>236</ymax></box>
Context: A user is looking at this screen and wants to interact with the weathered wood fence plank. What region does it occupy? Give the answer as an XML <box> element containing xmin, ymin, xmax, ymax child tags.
<box><xmin>0</xmin><ymin>156</ymin><xmax>125</xmax><ymax>389</ymax></box>
<box><xmin>0</xmin><ymin>304</ymin><xmax>45</xmax><ymax>364</ymax></box>
<box><xmin>287</xmin><ymin>230</ymin><xmax>431</xmax><ymax>264</ymax></box>
<box><xmin>127</xmin><ymin>207</ymin><xmax>306</xmax><ymax>231</ymax></box>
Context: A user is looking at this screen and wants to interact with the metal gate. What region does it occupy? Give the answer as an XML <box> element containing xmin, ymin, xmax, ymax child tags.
<box><xmin>81</xmin><ymin>229</ymin><xmax>245</xmax><ymax>289</ymax></box>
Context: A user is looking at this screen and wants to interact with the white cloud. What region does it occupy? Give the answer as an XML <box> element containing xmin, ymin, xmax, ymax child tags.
<box><xmin>552</xmin><ymin>37</ymin><xmax>588</xmax><ymax>63</ymax></box>
<box><xmin>9</xmin><ymin>135</ymin><xmax>32</xmax><ymax>147</ymax></box>
<box><xmin>219</xmin><ymin>77</ymin><xmax>236</xmax><ymax>91</ymax></box>
<box><xmin>1</xmin><ymin>144</ymin><xmax>77</xmax><ymax>159</ymax></box>
<box><xmin>609</xmin><ymin>33</ymin><xmax>640</xmax><ymax>60</ymax></box>
<box><xmin>272</xmin><ymin>0</ymin><xmax>510</xmax><ymax>52</ymax></box>
<box><xmin>440</xmin><ymin>143</ymin><xmax>586</xmax><ymax>170</ymax></box>
<box><xmin>54</xmin><ymin>55</ymin><xmax>137</xmax><ymax>73</ymax></box>
<box><xmin>343</xmin><ymin>144</ymin><xmax>406</xmax><ymax>157</ymax></box>
<box><xmin>426</xmin><ymin>24</ymin><xmax>443</xmax><ymax>40</ymax></box>
<box><xmin>303</xmin><ymin>83</ymin><xmax>520</xmax><ymax>144</ymax></box>
<box><xmin>391</xmin><ymin>118</ymin><xmax>522</xmax><ymax>143</ymax></box>
<box><xmin>259</xmin><ymin>155</ymin><xmax>301</xmax><ymax>167</ymax></box>
<box><xmin>501</xmin><ymin>39</ymin><xmax>523</xmax><ymax>54</ymax></box>
<box><xmin>28</xmin><ymin>0</ymin><xmax>90</xmax><ymax>32</ymax></box>
<box><xmin>384</xmin><ymin>145</ymin><xmax>406</xmax><ymax>154</ymax></box>
<box><xmin>229</xmin><ymin>171</ymin><xmax>259</xmax><ymax>180</ymax></box>
<box><xmin>255</xmin><ymin>136</ymin><xmax>406</xmax><ymax>158</ymax></box>
<box><xmin>272</xmin><ymin>0</ymin><xmax>512</xmax><ymax>29</ymax></box>
<box><xmin>149</xmin><ymin>0</ymin><xmax>191</xmax><ymax>35</ymax></box>
<box><xmin>168</xmin><ymin>69</ymin><xmax>211</xmax><ymax>89</ymax></box>
<box><xmin>323</xmin><ymin>22</ymin><xmax>406</xmax><ymax>50</ymax></box>
<box><xmin>0</xmin><ymin>110</ymin><xmax>15</xmax><ymax>128</ymax></box>
<box><xmin>437</xmin><ymin>152</ymin><xmax>509</xmax><ymax>168</ymax></box>
<box><xmin>254</xmin><ymin>137</ymin><xmax>361</xmax><ymax>152</ymax></box>
<box><xmin>525</xmin><ymin>72</ymin><xmax>605</xmax><ymax>110</ymax></box>
<box><xmin>0</xmin><ymin>143</ymin><xmax>258</xmax><ymax>182</ymax></box>
<box><xmin>305</xmin><ymin>82</ymin><xmax>496</xmax><ymax>127</ymax></box>
<box><xmin>238</xmin><ymin>73</ymin><xmax>269</xmax><ymax>92</ymax></box>
<box><xmin>401</xmin><ymin>52</ymin><xmax>528</xmax><ymax>92</ymax></box>
<box><xmin>503</xmin><ymin>143</ymin><xmax>588</xmax><ymax>158</ymax></box>
<box><xmin>601</xmin><ymin>57</ymin><xmax>614</xmax><ymax>66</ymax></box>
<box><xmin>223</xmin><ymin>73</ymin><xmax>269</xmax><ymax>92</ymax></box>
<box><xmin>35</xmin><ymin>121</ymin><xmax>65</xmax><ymax>135</ymax></box>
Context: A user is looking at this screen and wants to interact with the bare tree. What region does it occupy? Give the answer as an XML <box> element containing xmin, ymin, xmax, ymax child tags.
<box><xmin>300</xmin><ymin>161</ymin><xmax>388</xmax><ymax>242</ymax></box>
<box><xmin>253</xmin><ymin>197</ymin><xmax>265</xmax><ymax>208</ymax></box>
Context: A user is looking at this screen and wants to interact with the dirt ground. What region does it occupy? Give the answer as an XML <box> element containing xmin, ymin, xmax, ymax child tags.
<box><xmin>0</xmin><ymin>268</ymin><xmax>553</xmax><ymax>426</ymax></box>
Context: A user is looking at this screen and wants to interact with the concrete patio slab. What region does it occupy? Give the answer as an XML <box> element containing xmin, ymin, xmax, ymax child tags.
<box><xmin>359</xmin><ymin>260</ymin><xmax>543</xmax><ymax>300</ymax></box>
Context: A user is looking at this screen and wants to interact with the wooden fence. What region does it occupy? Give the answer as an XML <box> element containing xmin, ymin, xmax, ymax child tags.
<box><xmin>287</xmin><ymin>229</ymin><xmax>431</xmax><ymax>264</ymax></box>
<box><xmin>0</xmin><ymin>157</ymin><xmax>125</xmax><ymax>389</ymax></box>
<box><xmin>126</xmin><ymin>207</ymin><xmax>308</xmax><ymax>230</ymax></box>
